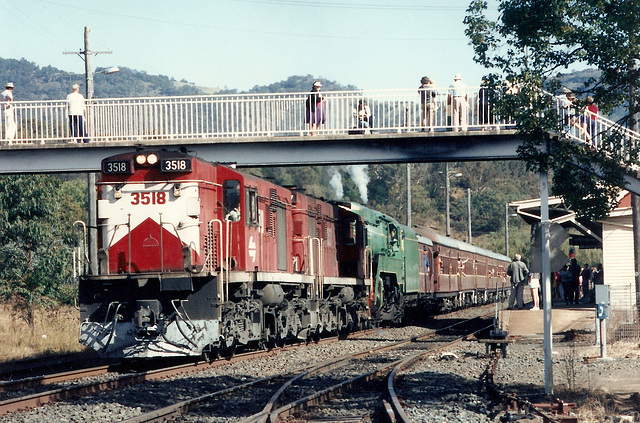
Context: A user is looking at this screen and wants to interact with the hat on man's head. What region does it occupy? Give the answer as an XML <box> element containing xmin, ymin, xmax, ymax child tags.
<box><xmin>5</xmin><ymin>82</ymin><xmax>14</xmax><ymax>88</ymax></box>
<box><xmin>454</xmin><ymin>73</ymin><xmax>462</xmax><ymax>80</ymax></box>
<box><xmin>313</xmin><ymin>81</ymin><xmax>322</xmax><ymax>87</ymax></box>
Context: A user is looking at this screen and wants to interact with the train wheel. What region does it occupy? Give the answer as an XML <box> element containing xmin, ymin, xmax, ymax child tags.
<box><xmin>221</xmin><ymin>337</ymin><xmax>236</xmax><ymax>358</ymax></box>
<box><xmin>337</xmin><ymin>313</ymin><xmax>349</xmax><ymax>339</ymax></box>
<box><xmin>264</xmin><ymin>324</ymin><xmax>277</xmax><ymax>350</ymax></box>
<box><xmin>202</xmin><ymin>344</ymin><xmax>219</xmax><ymax>362</ymax></box>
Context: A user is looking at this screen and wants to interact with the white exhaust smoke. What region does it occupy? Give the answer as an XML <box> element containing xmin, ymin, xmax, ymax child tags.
<box><xmin>347</xmin><ymin>165</ymin><xmax>369</xmax><ymax>204</ymax></box>
<box><xmin>329</xmin><ymin>168</ymin><xmax>343</xmax><ymax>199</ymax></box>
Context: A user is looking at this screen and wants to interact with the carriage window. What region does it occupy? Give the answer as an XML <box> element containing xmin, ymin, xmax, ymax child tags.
<box><xmin>245</xmin><ymin>188</ymin><xmax>258</xmax><ymax>226</ymax></box>
<box><xmin>223</xmin><ymin>180</ymin><xmax>241</xmax><ymax>221</ymax></box>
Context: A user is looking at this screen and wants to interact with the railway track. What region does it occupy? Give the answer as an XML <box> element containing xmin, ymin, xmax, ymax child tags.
<box><xmin>1</xmin><ymin>305</ymin><xmax>507</xmax><ymax>422</ymax></box>
<box><xmin>109</xmin><ymin>316</ymin><xmax>492</xmax><ymax>423</ymax></box>
<box><xmin>0</xmin><ymin>353</ymin><xmax>109</xmax><ymax>382</ymax></box>
<box><xmin>0</xmin><ymin>330</ymin><xmax>379</xmax><ymax>419</ymax></box>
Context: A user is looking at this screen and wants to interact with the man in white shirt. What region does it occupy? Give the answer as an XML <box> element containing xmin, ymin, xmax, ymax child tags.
<box><xmin>67</xmin><ymin>84</ymin><xmax>88</xmax><ymax>142</ymax></box>
<box><xmin>449</xmin><ymin>74</ymin><xmax>468</xmax><ymax>131</ymax></box>
<box><xmin>1</xmin><ymin>82</ymin><xmax>16</xmax><ymax>143</ymax></box>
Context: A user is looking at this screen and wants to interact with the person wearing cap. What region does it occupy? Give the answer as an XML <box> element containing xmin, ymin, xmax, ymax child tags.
<box><xmin>305</xmin><ymin>81</ymin><xmax>325</xmax><ymax>135</ymax></box>
<box><xmin>418</xmin><ymin>76</ymin><xmax>437</xmax><ymax>131</ymax></box>
<box><xmin>506</xmin><ymin>253</ymin><xmax>529</xmax><ymax>310</ymax></box>
<box><xmin>1</xmin><ymin>82</ymin><xmax>16</xmax><ymax>142</ymax></box>
<box><xmin>448</xmin><ymin>73</ymin><xmax>468</xmax><ymax>131</ymax></box>
<box><xmin>67</xmin><ymin>84</ymin><xmax>88</xmax><ymax>143</ymax></box>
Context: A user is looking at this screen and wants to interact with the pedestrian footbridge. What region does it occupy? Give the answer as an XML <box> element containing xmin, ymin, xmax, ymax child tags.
<box><xmin>0</xmin><ymin>87</ymin><xmax>636</xmax><ymax>176</ymax></box>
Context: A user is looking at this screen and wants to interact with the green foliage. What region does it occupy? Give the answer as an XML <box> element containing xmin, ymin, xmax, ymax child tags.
<box><xmin>0</xmin><ymin>175</ymin><xmax>73</xmax><ymax>327</ymax></box>
<box><xmin>465</xmin><ymin>0</ymin><xmax>640</xmax><ymax>221</ymax></box>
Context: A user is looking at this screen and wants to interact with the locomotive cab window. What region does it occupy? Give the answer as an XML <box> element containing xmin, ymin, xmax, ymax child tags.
<box><xmin>389</xmin><ymin>224</ymin><xmax>398</xmax><ymax>244</ymax></box>
<box><xmin>245</xmin><ymin>188</ymin><xmax>258</xmax><ymax>226</ymax></box>
<box><xmin>223</xmin><ymin>180</ymin><xmax>241</xmax><ymax>222</ymax></box>
<box><xmin>345</xmin><ymin>219</ymin><xmax>357</xmax><ymax>245</ymax></box>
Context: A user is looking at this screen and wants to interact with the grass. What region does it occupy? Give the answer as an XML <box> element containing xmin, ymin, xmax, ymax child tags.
<box><xmin>0</xmin><ymin>301</ymin><xmax>88</xmax><ymax>362</ymax></box>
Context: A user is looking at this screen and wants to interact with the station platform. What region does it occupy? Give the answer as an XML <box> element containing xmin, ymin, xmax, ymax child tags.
<box><xmin>500</xmin><ymin>303</ymin><xmax>596</xmax><ymax>339</ymax></box>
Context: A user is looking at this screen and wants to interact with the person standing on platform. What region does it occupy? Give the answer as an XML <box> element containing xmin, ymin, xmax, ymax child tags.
<box><xmin>529</xmin><ymin>272</ymin><xmax>540</xmax><ymax>310</ymax></box>
<box><xmin>581</xmin><ymin>263</ymin><xmax>592</xmax><ymax>303</ymax></box>
<box><xmin>507</xmin><ymin>253</ymin><xmax>529</xmax><ymax>310</ymax></box>
<box><xmin>448</xmin><ymin>73</ymin><xmax>468</xmax><ymax>131</ymax></box>
<box><xmin>568</xmin><ymin>258</ymin><xmax>581</xmax><ymax>305</ymax></box>
<box><xmin>1</xmin><ymin>82</ymin><xmax>16</xmax><ymax>143</ymax></box>
<box><xmin>305</xmin><ymin>81</ymin><xmax>325</xmax><ymax>135</ymax></box>
<box><xmin>67</xmin><ymin>84</ymin><xmax>88</xmax><ymax>143</ymax></box>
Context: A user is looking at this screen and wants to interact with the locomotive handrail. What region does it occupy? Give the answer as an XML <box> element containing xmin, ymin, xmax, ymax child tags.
<box><xmin>207</xmin><ymin>219</ymin><xmax>224</xmax><ymax>301</ymax></box>
<box><xmin>72</xmin><ymin>220</ymin><xmax>88</xmax><ymax>278</ymax></box>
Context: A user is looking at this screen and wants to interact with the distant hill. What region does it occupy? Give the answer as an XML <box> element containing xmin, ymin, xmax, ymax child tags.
<box><xmin>0</xmin><ymin>57</ymin><xmax>358</xmax><ymax>100</ymax></box>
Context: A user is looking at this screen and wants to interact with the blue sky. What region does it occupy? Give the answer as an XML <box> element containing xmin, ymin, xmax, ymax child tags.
<box><xmin>6</xmin><ymin>0</ymin><xmax>501</xmax><ymax>91</ymax></box>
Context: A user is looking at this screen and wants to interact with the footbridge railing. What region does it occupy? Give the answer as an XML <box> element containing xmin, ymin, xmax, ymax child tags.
<box><xmin>0</xmin><ymin>87</ymin><xmax>512</xmax><ymax>145</ymax></box>
<box><xmin>1</xmin><ymin>87</ymin><xmax>639</xmax><ymax>165</ymax></box>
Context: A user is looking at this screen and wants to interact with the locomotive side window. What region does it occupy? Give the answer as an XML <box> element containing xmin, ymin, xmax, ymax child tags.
<box><xmin>346</xmin><ymin>219</ymin><xmax>357</xmax><ymax>245</ymax></box>
<box><xmin>245</xmin><ymin>188</ymin><xmax>258</xmax><ymax>226</ymax></box>
<box><xmin>223</xmin><ymin>180</ymin><xmax>241</xmax><ymax>221</ymax></box>
<box><xmin>389</xmin><ymin>224</ymin><xmax>398</xmax><ymax>244</ymax></box>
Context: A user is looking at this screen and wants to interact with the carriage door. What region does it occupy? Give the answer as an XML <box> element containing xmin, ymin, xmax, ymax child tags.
<box><xmin>276</xmin><ymin>207</ymin><xmax>287</xmax><ymax>271</ymax></box>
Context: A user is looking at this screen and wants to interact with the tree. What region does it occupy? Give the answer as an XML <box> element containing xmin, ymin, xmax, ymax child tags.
<box><xmin>464</xmin><ymin>0</ymin><xmax>640</xmax><ymax>220</ymax></box>
<box><xmin>0</xmin><ymin>175</ymin><xmax>72</xmax><ymax>333</ymax></box>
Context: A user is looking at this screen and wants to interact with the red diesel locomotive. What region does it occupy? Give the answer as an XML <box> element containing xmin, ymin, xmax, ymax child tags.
<box><xmin>76</xmin><ymin>149</ymin><xmax>510</xmax><ymax>359</ymax></box>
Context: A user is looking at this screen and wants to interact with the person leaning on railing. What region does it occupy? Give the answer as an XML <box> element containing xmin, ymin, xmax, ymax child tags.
<box><xmin>305</xmin><ymin>81</ymin><xmax>326</xmax><ymax>136</ymax></box>
<box><xmin>67</xmin><ymin>84</ymin><xmax>88</xmax><ymax>143</ymax></box>
<box><xmin>419</xmin><ymin>76</ymin><xmax>437</xmax><ymax>131</ymax></box>
<box><xmin>1</xmin><ymin>82</ymin><xmax>16</xmax><ymax>143</ymax></box>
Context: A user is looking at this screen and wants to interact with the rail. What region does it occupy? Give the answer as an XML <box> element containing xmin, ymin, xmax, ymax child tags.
<box><xmin>1</xmin><ymin>87</ymin><xmax>514</xmax><ymax>144</ymax></box>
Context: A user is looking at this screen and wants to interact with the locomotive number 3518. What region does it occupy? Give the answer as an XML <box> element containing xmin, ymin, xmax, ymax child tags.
<box><xmin>131</xmin><ymin>192</ymin><xmax>167</xmax><ymax>205</ymax></box>
<box><xmin>161</xmin><ymin>159</ymin><xmax>191</xmax><ymax>172</ymax></box>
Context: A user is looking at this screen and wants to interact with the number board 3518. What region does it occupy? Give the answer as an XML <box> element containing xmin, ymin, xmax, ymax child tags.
<box><xmin>161</xmin><ymin>158</ymin><xmax>192</xmax><ymax>172</ymax></box>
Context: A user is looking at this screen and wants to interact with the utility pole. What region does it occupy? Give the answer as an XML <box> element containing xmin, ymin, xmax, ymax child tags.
<box><xmin>505</xmin><ymin>203</ymin><xmax>510</xmax><ymax>257</ymax></box>
<box><xmin>64</xmin><ymin>26</ymin><xmax>112</xmax><ymax>276</ymax></box>
<box><xmin>631</xmin><ymin>58</ymin><xmax>640</xmax><ymax>315</ymax></box>
<box><xmin>406</xmin><ymin>163</ymin><xmax>411</xmax><ymax>227</ymax></box>
<box><xmin>467</xmin><ymin>187</ymin><xmax>472</xmax><ymax>244</ymax></box>
<box><xmin>541</xmin><ymin>138</ymin><xmax>553</xmax><ymax>395</ymax></box>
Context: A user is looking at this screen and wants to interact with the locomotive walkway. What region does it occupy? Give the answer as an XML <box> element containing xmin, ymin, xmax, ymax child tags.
<box><xmin>0</xmin><ymin>86</ymin><xmax>636</xmax><ymax>183</ymax></box>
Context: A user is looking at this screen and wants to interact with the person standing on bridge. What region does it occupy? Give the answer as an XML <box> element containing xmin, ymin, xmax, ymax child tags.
<box><xmin>305</xmin><ymin>81</ymin><xmax>326</xmax><ymax>135</ymax></box>
<box><xmin>448</xmin><ymin>74</ymin><xmax>468</xmax><ymax>131</ymax></box>
<box><xmin>507</xmin><ymin>253</ymin><xmax>528</xmax><ymax>310</ymax></box>
<box><xmin>67</xmin><ymin>84</ymin><xmax>88</xmax><ymax>143</ymax></box>
<box><xmin>1</xmin><ymin>82</ymin><xmax>16</xmax><ymax>143</ymax></box>
<box><xmin>419</xmin><ymin>76</ymin><xmax>437</xmax><ymax>131</ymax></box>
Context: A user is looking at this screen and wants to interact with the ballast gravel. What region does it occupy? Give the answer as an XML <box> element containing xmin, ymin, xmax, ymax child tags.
<box><xmin>7</xmin><ymin>305</ymin><xmax>626</xmax><ymax>423</ymax></box>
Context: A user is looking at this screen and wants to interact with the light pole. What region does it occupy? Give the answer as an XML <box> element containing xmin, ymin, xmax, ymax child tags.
<box><xmin>467</xmin><ymin>187</ymin><xmax>472</xmax><ymax>244</ymax></box>
<box><xmin>444</xmin><ymin>162</ymin><xmax>463</xmax><ymax>237</ymax></box>
<box><xmin>504</xmin><ymin>203</ymin><xmax>518</xmax><ymax>257</ymax></box>
<box><xmin>64</xmin><ymin>26</ymin><xmax>118</xmax><ymax>276</ymax></box>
